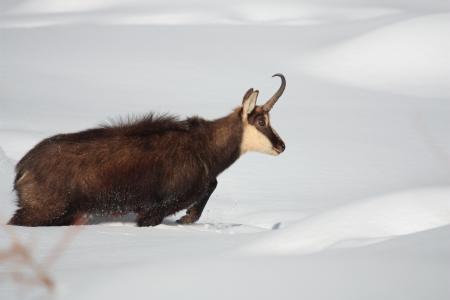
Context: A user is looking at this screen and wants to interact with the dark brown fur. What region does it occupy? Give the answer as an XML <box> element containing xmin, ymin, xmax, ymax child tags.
<box><xmin>8</xmin><ymin>74</ymin><xmax>287</xmax><ymax>227</ymax></box>
<box><xmin>9</xmin><ymin>111</ymin><xmax>243</xmax><ymax>226</ymax></box>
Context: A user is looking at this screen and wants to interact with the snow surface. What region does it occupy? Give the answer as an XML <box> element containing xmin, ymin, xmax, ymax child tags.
<box><xmin>1</xmin><ymin>0</ymin><xmax>450</xmax><ymax>299</ymax></box>
<box><xmin>299</xmin><ymin>13</ymin><xmax>450</xmax><ymax>98</ymax></box>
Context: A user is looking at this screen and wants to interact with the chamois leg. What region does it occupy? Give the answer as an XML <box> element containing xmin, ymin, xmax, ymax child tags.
<box><xmin>136</xmin><ymin>209</ymin><xmax>165</xmax><ymax>227</ymax></box>
<box><xmin>177</xmin><ymin>179</ymin><xmax>217</xmax><ymax>225</ymax></box>
<box><xmin>8</xmin><ymin>207</ymin><xmax>72</xmax><ymax>227</ymax></box>
<box><xmin>46</xmin><ymin>210</ymin><xmax>85</xmax><ymax>226</ymax></box>
<box><xmin>8</xmin><ymin>208</ymin><xmax>34</xmax><ymax>226</ymax></box>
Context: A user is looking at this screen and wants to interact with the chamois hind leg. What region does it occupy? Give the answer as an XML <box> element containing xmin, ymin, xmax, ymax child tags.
<box><xmin>8</xmin><ymin>206</ymin><xmax>69</xmax><ymax>227</ymax></box>
<box><xmin>177</xmin><ymin>179</ymin><xmax>217</xmax><ymax>225</ymax></box>
<box><xmin>9</xmin><ymin>178</ymin><xmax>70</xmax><ymax>226</ymax></box>
<box><xmin>8</xmin><ymin>208</ymin><xmax>35</xmax><ymax>226</ymax></box>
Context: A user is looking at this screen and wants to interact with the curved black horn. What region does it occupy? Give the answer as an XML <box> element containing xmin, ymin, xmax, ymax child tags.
<box><xmin>263</xmin><ymin>73</ymin><xmax>286</xmax><ymax>112</ymax></box>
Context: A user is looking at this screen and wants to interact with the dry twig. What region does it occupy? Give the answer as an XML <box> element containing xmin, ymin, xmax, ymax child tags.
<box><xmin>0</xmin><ymin>215</ymin><xmax>86</xmax><ymax>293</ymax></box>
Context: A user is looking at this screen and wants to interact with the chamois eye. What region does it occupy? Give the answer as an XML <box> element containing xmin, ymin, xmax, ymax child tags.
<box><xmin>258</xmin><ymin>119</ymin><xmax>265</xmax><ymax>127</ymax></box>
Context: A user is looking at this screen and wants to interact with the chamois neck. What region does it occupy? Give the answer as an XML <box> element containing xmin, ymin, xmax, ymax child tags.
<box><xmin>207</xmin><ymin>108</ymin><xmax>243</xmax><ymax>176</ymax></box>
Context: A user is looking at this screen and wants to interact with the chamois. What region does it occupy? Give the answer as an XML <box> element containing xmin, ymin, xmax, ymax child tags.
<box><xmin>8</xmin><ymin>74</ymin><xmax>286</xmax><ymax>227</ymax></box>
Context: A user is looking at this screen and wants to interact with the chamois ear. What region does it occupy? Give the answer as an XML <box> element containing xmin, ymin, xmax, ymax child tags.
<box><xmin>242</xmin><ymin>90</ymin><xmax>258</xmax><ymax>116</ymax></box>
<box><xmin>242</xmin><ymin>88</ymin><xmax>254</xmax><ymax>102</ymax></box>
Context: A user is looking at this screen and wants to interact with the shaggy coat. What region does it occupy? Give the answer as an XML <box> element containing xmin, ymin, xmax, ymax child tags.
<box><xmin>8</xmin><ymin>74</ymin><xmax>286</xmax><ymax>226</ymax></box>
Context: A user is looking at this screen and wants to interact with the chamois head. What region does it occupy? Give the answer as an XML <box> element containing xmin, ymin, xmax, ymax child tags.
<box><xmin>240</xmin><ymin>74</ymin><xmax>286</xmax><ymax>156</ymax></box>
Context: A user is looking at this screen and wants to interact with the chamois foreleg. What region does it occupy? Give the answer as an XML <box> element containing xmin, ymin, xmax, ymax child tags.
<box><xmin>136</xmin><ymin>208</ymin><xmax>165</xmax><ymax>227</ymax></box>
<box><xmin>177</xmin><ymin>179</ymin><xmax>217</xmax><ymax>224</ymax></box>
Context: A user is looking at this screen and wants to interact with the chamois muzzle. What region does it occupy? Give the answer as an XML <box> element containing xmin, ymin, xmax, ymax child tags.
<box><xmin>262</xmin><ymin>73</ymin><xmax>286</xmax><ymax>112</ymax></box>
<box><xmin>274</xmin><ymin>140</ymin><xmax>286</xmax><ymax>154</ymax></box>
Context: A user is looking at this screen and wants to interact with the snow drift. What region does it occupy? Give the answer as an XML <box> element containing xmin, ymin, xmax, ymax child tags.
<box><xmin>0</xmin><ymin>148</ymin><xmax>16</xmax><ymax>221</ymax></box>
<box><xmin>299</xmin><ymin>13</ymin><xmax>450</xmax><ymax>98</ymax></box>
<box><xmin>0</xmin><ymin>0</ymin><xmax>401</xmax><ymax>27</ymax></box>
<box><xmin>245</xmin><ymin>187</ymin><xmax>450</xmax><ymax>255</ymax></box>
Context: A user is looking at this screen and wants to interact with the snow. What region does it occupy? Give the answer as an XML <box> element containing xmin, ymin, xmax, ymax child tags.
<box><xmin>0</xmin><ymin>148</ymin><xmax>16</xmax><ymax>221</ymax></box>
<box><xmin>61</xmin><ymin>225</ymin><xmax>450</xmax><ymax>300</ymax></box>
<box><xmin>244</xmin><ymin>187</ymin><xmax>450</xmax><ymax>254</ymax></box>
<box><xmin>299</xmin><ymin>13</ymin><xmax>450</xmax><ymax>98</ymax></box>
<box><xmin>1</xmin><ymin>0</ymin><xmax>450</xmax><ymax>299</ymax></box>
<box><xmin>0</xmin><ymin>0</ymin><xmax>402</xmax><ymax>27</ymax></box>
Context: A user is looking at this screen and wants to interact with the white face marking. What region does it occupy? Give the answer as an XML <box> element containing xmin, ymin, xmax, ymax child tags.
<box><xmin>240</xmin><ymin>123</ymin><xmax>279</xmax><ymax>156</ymax></box>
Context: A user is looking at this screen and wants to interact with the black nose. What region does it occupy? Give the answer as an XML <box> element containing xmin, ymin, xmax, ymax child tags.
<box><xmin>277</xmin><ymin>141</ymin><xmax>285</xmax><ymax>153</ymax></box>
